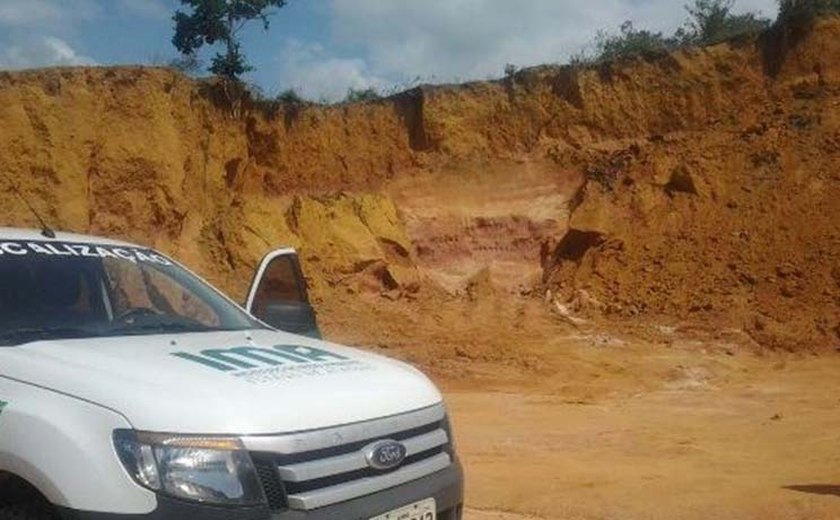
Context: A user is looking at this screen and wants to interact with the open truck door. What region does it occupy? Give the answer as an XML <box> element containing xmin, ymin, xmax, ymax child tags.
<box><xmin>245</xmin><ymin>248</ymin><xmax>322</xmax><ymax>338</ymax></box>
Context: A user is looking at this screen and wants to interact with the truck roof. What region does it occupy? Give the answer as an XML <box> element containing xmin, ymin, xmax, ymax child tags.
<box><xmin>0</xmin><ymin>227</ymin><xmax>142</xmax><ymax>248</ymax></box>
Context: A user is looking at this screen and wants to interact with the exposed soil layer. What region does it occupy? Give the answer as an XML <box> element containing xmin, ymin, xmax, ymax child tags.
<box><xmin>389</xmin><ymin>158</ymin><xmax>578</xmax><ymax>293</ymax></box>
<box><xmin>3</xmin><ymin>19</ymin><xmax>840</xmax><ymax>353</ymax></box>
<box><xmin>543</xmin><ymin>83</ymin><xmax>840</xmax><ymax>351</ymax></box>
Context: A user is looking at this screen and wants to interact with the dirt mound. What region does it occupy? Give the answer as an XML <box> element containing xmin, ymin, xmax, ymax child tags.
<box><xmin>544</xmin><ymin>19</ymin><xmax>840</xmax><ymax>352</ymax></box>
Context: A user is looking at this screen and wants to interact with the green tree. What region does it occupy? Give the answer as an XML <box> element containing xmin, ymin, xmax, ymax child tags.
<box><xmin>169</xmin><ymin>54</ymin><xmax>203</xmax><ymax>75</ymax></box>
<box><xmin>584</xmin><ymin>0</ymin><xmax>772</xmax><ymax>64</ymax></box>
<box><xmin>172</xmin><ymin>0</ymin><xmax>288</xmax><ymax>81</ymax></box>
<box><xmin>276</xmin><ymin>88</ymin><xmax>305</xmax><ymax>104</ymax></box>
<box><xmin>681</xmin><ymin>0</ymin><xmax>770</xmax><ymax>45</ymax></box>
<box><xmin>344</xmin><ymin>87</ymin><xmax>381</xmax><ymax>103</ymax></box>
<box><xmin>594</xmin><ymin>21</ymin><xmax>672</xmax><ymax>62</ymax></box>
<box><xmin>777</xmin><ymin>0</ymin><xmax>840</xmax><ymax>26</ymax></box>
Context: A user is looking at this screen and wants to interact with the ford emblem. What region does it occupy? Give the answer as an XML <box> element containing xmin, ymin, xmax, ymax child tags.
<box><xmin>364</xmin><ymin>440</ymin><xmax>407</xmax><ymax>470</ymax></box>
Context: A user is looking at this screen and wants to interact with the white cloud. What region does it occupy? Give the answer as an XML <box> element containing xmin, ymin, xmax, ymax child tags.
<box><xmin>0</xmin><ymin>0</ymin><xmax>63</xmax><ymax>26</ymax></box>
<box><xmin>0</xmin><ymin>36</ymin><xmax>97</xmax><ymax>69</ymax></box>
<box><xmin>0</xmin><ymin>0</ymin><xmax>99</xmax><ymax>28</ymax></box>
<box><xmin>0</xmin><ymin>0</ymin><xmax>154</xmax><ymax>72</ymax></box>
<box><xmin>276</xmin><ymin>40</ymin><xmax>390</xmax><ymax>102</ymax></box>
<box><xmin>330</xmin><ymin>0</ymin><xmax>615</xmax><ymax>81</ymax></box>
<box><xmin>0</xmin><ymin>0</ymin><xmax>167</xmax><ymax>28</ymax></box>
<box><xmin>284</xmin><ymin>0</ymin><xmax>778</xmax><ymax>99</ymax></box>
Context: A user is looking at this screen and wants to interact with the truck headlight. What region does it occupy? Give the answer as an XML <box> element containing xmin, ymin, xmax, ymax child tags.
<box><xmin>113</xmin><ymin>430</ymin><xmax>264</xmax><ymax>506</ymax></box>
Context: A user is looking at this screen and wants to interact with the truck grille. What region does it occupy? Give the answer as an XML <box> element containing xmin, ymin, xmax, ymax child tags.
<box><xmin>242</xmin><ymin>403</ymin><xmax>451</xmax><ymax>511</ymax></box>
<box><xmin>252</xmin><ymin>457</ymin><xmax>288</xmax><ymax>510</ymax></box>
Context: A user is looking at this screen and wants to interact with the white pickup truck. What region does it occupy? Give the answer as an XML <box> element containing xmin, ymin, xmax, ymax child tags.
<box><xmin>0</xmin><ymin>228</ymin><xmax>462</xmax><ymax>520</ymax></box>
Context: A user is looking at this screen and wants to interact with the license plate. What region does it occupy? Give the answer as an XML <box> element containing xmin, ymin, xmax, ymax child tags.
<box><xmin>370</xmin><ymin>498</ymin><xmax>436</xmax><ymax>520</ymax></box>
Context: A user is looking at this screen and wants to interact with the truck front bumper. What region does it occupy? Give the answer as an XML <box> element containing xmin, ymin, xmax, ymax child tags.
<box><xmin>57</xmin><ymin>461</ymin><xmax>463</xmax><ymax>520</ymax></box>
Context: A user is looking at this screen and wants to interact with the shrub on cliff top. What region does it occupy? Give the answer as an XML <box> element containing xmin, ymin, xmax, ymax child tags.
<box><xmin>681</xmin><ymin>0</ymin><xmax>770</xmax><ymax>45</ymax></box>
<box><xmin>777</xmin><ymin>0</ymin><xmax>840</xmax><ymax>27</ymax></box>
<box><xmin>582</xmin><ymin>0</ymin><xmax>770</xmax><ymax>65</ymax></box>
<box><xmin>276</xmin><ymin>88</ymin><xmax>305</xmax><ymax>105</ymax></box>
<box><xmin>593</xmin><ymin>22</ymin><xmax>674</xmax><ymax>62</ymax></box>
<box><xmin>344</xmin><ymin>87</ymin><xmax>382</xmax><ymax>104</ymax></box>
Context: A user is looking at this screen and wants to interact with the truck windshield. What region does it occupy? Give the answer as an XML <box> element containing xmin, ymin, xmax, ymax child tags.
<box><xmin>0</xmin><ymin>240</ymin><xmax>263</xmax><ymax>346</ymax></box>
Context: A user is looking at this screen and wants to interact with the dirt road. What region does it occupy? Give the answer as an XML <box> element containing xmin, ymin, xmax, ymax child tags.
<box><xmin>448</xmin><ymin>351</ymin><xmax>840</xmax><ymax>520</ymax></box>
<box><xmin>322</xmin><ymin>283</ymin><xmax>840</xmax><ymax>519</ymax></box>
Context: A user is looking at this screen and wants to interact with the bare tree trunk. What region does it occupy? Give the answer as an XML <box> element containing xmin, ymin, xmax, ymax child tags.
<box><xmin>224</xmin><ymin>11</ymin><xmax>241</xmax><ymax>118</ymax></box>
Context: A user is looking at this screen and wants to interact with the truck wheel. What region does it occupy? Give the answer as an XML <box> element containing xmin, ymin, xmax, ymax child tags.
<box><xmin>0</xmin><ymin>503</ymin><xmax>57</xmax><ymax>520</ymax></box>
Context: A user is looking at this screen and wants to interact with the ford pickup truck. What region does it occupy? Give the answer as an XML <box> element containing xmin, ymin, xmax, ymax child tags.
<box><xmin>0</xmin><ymin>228</ymin><xmax>462</xmax><ymax>520</ymax></box>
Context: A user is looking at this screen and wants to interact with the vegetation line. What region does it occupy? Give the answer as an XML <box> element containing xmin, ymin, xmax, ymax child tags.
<box><xmin>166</xmin><ymin>0</ymin><xmax>840</xmax><ymax>110</ymax></box>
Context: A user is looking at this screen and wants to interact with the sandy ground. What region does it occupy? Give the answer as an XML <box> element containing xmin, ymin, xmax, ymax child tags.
<box><xmin>324</xmin><ymin>289</ymin><xmax>840</xmax><ymax>519</ymax></box>
<box><xmin>317</xmin><ymin>272</ymin><xmax>840</xmax><ymax>520</ymax></box>
<box><xmin>443</xmin><ymin>348</ymin><xmax>840</xmax><ymax>520</ymax></box>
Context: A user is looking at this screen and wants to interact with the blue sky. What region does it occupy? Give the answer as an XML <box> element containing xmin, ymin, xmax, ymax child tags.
<box><xmin>0</xmin><ymin>0</ymin><xmax>779</xmax><ymax>101</ymax></box>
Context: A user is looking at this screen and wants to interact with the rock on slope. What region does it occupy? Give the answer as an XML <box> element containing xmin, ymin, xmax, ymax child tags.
<box><xmin>0</xmin><ymin>18</ymin><xmax>839</xmax><ymax>351</ymax></box>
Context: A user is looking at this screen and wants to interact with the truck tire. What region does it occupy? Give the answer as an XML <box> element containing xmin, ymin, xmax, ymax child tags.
<box><xmin>0</xmin><ymin>503</ymin><xmax>57</xmax><ymax>520</ymax></box>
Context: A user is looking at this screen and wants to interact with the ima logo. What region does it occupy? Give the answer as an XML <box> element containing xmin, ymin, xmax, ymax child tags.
<box><xmin>171</xmin><ymin>344</ymin><xmax>350</xmax><ymax>373</ymax></box>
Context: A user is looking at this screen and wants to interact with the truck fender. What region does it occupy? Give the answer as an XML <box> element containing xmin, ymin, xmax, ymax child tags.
<box><xmin>0</xmin><ymin>377</ymin><xmax>157</xmax><ymax>514</ymax></box>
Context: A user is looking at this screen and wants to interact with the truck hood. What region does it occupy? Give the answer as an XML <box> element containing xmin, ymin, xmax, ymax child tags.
<box><xmin>0</xmin><ymin>329</ymin><xmax>442</xmax><ymax>434</ymax></box>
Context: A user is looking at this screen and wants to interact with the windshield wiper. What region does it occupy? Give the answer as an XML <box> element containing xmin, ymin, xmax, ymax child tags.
<box><xmin>0</xmin><ymin>327</ymin><xmax>97</xmax><ymax>346</ymax></box>
<box><xmin>105</xmin><ymin>321</ymin><xmax>217</xmax><ymax>336</ymax></box>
